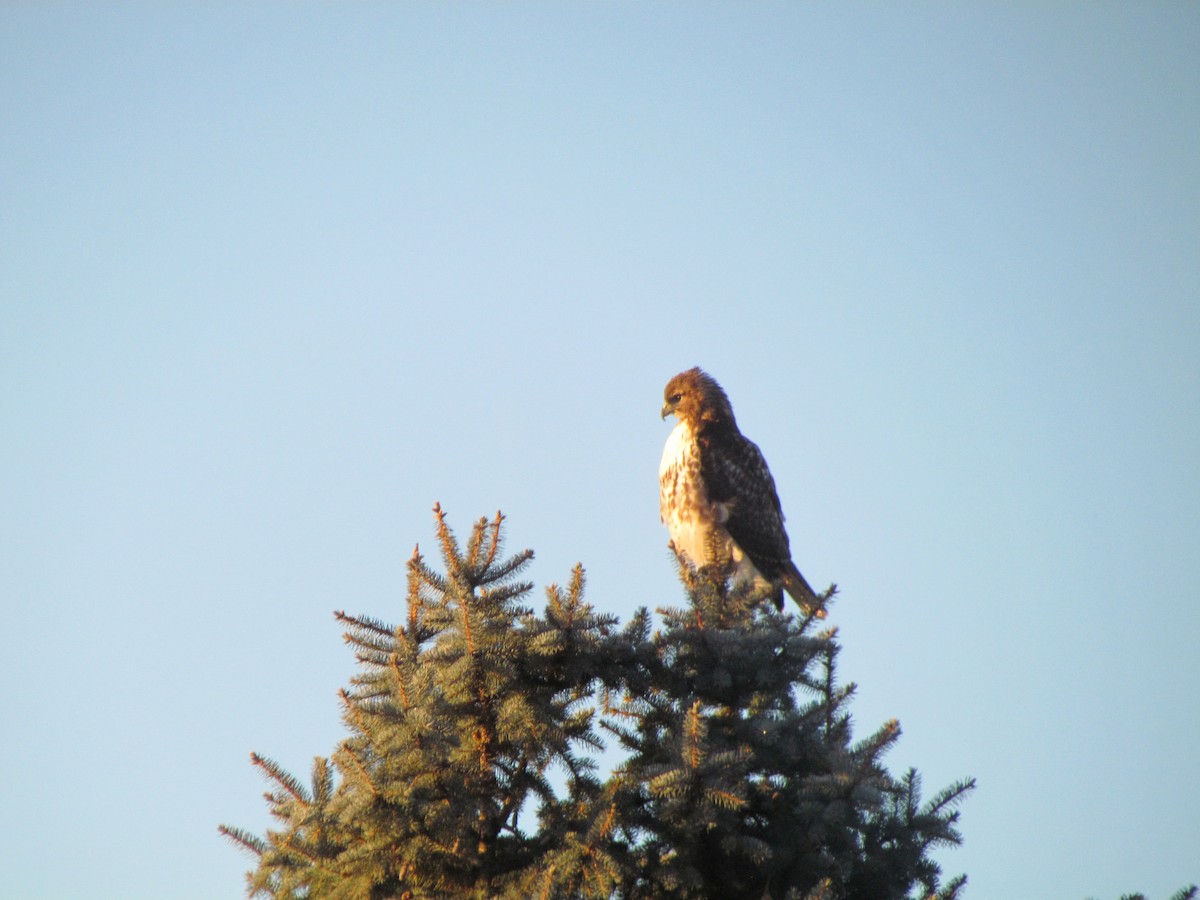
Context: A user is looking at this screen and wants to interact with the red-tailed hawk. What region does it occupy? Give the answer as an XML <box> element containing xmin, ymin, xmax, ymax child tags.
<box><xmin>659</xmin><ymin>367</ymin><xmax>820</xmax><ymax>614</ymax></box>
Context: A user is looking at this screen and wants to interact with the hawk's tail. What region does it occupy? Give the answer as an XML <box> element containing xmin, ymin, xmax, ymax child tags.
<box><xmin>781</xmin><ymin>562</ymin><xmax>826</xmax><ymax>619</ymax></box>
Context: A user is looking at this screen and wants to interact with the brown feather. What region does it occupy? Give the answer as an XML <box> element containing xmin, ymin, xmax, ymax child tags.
<box><xmin>782</xmin><ymin>562</ymin><xmax>824</xmax><ymax>618</ymax></box>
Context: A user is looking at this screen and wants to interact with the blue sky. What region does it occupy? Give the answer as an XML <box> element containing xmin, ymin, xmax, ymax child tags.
<box><xmin>2</xmin><ymin>4</ymin><xmax>1196</xmax><ymax>898</ymax></box>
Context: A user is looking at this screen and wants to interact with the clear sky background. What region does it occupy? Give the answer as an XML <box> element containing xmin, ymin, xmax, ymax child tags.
<box><xmin>2</xmin><ymin>5</ymin><xmax>1197</xmax><ymax>899</ymax></box>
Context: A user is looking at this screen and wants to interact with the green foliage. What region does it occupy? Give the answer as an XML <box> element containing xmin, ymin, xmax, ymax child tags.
<box><xmin>222</xmin><ymin>508</ymin><xmax>974</xmax><ymax>899</ymax></box>
<box><xmin>597</xmin><ymin>550</ymin><xmax>973</xmax><ymax>900</ymax></box>
<box><xmin>1113</xmin><ymin>889</ymin><xmax>1198</xmax><ymax>900</ymax></box>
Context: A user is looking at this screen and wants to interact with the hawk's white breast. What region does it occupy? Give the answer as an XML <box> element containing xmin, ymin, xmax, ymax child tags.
<box><xmin>660</xmin><ymin>421</ymin><xmax>728</xmax><ymax>569</ymax></box>
<box><xmin>659</xmin><ymin>420</ymin><xmax>765</xmax><ymax>588</ymax></box>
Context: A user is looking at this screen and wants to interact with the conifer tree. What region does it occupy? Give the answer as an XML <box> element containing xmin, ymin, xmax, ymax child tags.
<box><xmin>223</xmin><ymin>506</ymin><xmax>975</xmax><ymax>899</ymax></box>
<box><xmin>592</xmin><ymin>548</ymin><xmax>973</xmax><ymax>899</ymax></box>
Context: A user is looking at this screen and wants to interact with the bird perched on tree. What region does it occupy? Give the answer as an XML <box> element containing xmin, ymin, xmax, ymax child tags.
<box><xmin>659</xmin><ymin>366</ymin><xmax>821</xmax><ymax>614</ymax></box>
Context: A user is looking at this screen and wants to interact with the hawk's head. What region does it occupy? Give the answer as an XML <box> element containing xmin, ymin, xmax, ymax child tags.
<box><xmin>661</xmin><ymin>367</ymin><xmax>736</xmax><ymax>430</ymax></box>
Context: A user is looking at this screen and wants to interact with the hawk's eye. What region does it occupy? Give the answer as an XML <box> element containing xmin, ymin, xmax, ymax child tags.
<box><xmin>669</xmin><ymin>393</ymin><xmax>682</xmax><ymax>404</ymax></box>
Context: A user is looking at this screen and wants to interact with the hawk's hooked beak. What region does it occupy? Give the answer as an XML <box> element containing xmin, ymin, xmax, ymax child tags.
<box><xmin>661</xmin><ymin>401</ymin><xmax>675</xmax><ymax>420</ymax></box>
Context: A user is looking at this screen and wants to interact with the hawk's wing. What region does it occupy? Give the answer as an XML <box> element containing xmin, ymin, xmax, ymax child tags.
<box><xmin>698</xmin><ymin>430</ymin><xmax>792</xmax><ymax>582</ymax></box>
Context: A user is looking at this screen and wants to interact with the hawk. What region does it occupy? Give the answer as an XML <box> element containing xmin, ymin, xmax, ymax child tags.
<box><xmin>659</xmin><ymin>367</ymin><xmax>820</xmax><ymax>613</ymax></box>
